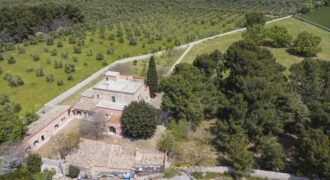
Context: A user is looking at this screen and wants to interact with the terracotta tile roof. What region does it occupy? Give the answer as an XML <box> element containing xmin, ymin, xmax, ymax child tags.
<box><xmin>106</xmin><ymin>115</ymin><xmax>121</xmax><ymax>124</ymax></box>
<box><xmin>26</xmin><ymin>105</ymin><xmax>70</xmax><ymax>135</ymax></box>
<box><xmin>73</xmin><ymin>98</ymin><xmax>99</xmax><ymax>112</ymax></box>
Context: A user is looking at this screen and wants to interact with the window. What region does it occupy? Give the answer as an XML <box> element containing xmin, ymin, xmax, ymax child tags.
<box><xmin>61</xmin><ymin>117</ymin><xmax>65</xmax><ymax>122</ymax></box>
<box><xmin>97</xmin><ymin>94</ymin><xmax>100</xmax><ymax>98</ymax></box>
<box><xmin>112</xmin><ymin>96</ymin><xmax>116</xmax><ymax>102</ymax></box>
<box><xmin>41</xmin><ymin>135</ymin><xmax>45</xmax><ymax>141</ymax></box>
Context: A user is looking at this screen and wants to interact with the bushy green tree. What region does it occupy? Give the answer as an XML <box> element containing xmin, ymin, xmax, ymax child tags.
<box><xmin>242</xmin><ymin>25</ymin><xmax>267</xmax><ymax>45</ymax></box>
<box><xmin>300</xmin><ymin>3</ymin><xmax>313</xmax><ymax>13</ymax></box>
<box><xmin>57</xmin><ymin>41</ymin><xmax>63</xmax><ymax>48</ymax></box>
<box><xmin>26</xmin><ymin>153</ymin><xmax>42</xmax><ymax>173</ymax></box>
<box><xmin>35</xmin><ymin>68</ymin><xmax>44</xmax><ymax>77</ymax></box>
<box><xmin>68</xmin><ymin>166</ymin><xmax>80</xmax><ymax>178</ymax></box>
<box><xmin>120</xmin><ymin>101</ymin><xmax>157</xmax><ymax>139</ymax></box>
<box><xmin>193</xmin><ymin>49</ymin><xmax>222</xmax><ymax>75</ymax></box>
<box><xmin>257</xmin><ymin>138</ymin><xmax>285</xmax><ymax>171</ymax></box>
<box><xmin>226</xmin><ymin>132</ymin><xmax>254</xmax><ymax>176</ymax></box>
<box><xmin>292</xmin><ymin>31</ymin><xmax>321</xmax><ymax>57</ymax></box>
<box><xmin>297</xmin><ymin>129</ymin><xmax>330</xmax><ymax>178</ymax></box>
<box><xmin>0</xmin><ymin>95</ymin><xmax>26</xmax><ymax>144</ymax></box>
<box><xmin>96</xmin><ymin>52</ymin><xmax>104</xmax><ymax>61</ymax></box>
<box><xmin>147</xmin><ymin>56</ymin><xmax>158</xmax><ymax>98</ymax></box>
<box><xmin>245</xmin><ymin>12</ymin><xmax>266</xmax><ymax>27</ymax></box>
<box><xmin>157</xmin><ymin>130</ymin><xmax>176</xmax><ymax>154</ymax></box>
<box><xmin>7</xmin><ymin>56</ymin><xmax>16</xmax><ymax>64</ymax></box>
<box><xmin>46</xmin><ymin>37</ymin><xmax>53</xmax><ymax>45</ymax></box>
<box><xmin>267</xmin><ymin>25</ymin><xmax>292</xmax><ymax>47</ymax></box>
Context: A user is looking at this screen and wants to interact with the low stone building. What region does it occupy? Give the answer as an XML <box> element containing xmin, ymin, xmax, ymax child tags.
<box><xmin>23</xmin><ymin>105</ymin><xmax>72</xmax><ymax>151</ymax></box>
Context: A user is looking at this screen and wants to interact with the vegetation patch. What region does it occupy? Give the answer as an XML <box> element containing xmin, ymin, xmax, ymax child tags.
<box><xmin>300</xmin><ymin>7</ymin><xmax>330</xmax><ymax>29</ymax></box>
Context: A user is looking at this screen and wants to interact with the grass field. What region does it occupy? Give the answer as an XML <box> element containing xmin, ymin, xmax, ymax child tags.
<box><xmin>110</xmin><ymin>48</ymin><xmax>186</xmax><ymax>78</ymax></box>
<box><xmin>301</xmin><ymin>7</ymin><xmax>330</xmax><ymax>29</ymax></box>
<box><xmin>0</xmin><ymin>31</ymin><xmax>173</xmax><ymax>113</ymax></box>
<box><xmin>183</xmin><ymin>17</ymin><xmax>330</xmax><ymax>74</ymax></box>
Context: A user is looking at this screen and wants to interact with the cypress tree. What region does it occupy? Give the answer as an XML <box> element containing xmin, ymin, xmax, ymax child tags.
<box><xmin>147</xmin><ymin>56</ymin><xmax>158</xmax><ymax>98</ymax></box>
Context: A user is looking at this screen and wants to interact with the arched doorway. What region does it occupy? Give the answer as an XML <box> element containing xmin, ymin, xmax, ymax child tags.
<box><xmin>108</xmin><ymin>126</ymin><xmax>116</xmax><ymax>134</ymax></box>
<box><xmin>34</xmin><ymin>140</ymin><xmax>39</xmax><ymax>147</ymax></box>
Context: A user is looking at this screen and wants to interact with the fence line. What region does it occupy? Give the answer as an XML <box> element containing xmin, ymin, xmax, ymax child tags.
<box><xmin>294</xmin><ymin>15</ymin><xmax>330</xmax><ymax>32</ymax></box>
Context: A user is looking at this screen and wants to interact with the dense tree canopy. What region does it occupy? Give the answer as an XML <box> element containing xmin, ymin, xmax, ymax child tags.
<box><xmin>0</xmin><ymin>3</ymin><xmax>84</xmax><ymax>42</ymax></box>
<box><xmin>245</xmin><ymin>12</ymin><xmax>266</xmax><ymax>27</ymax></box>
<box><xmin>297</xmin><ymin>129</ymin><xmax>330</xmax><ymax>178</ymax></box>
<box><xmin>0</xmin><ymin>95</ymin><xmax>26</xmax><ymax>144</ymax></box>
<box><xmin>121</xmin><ymin>101</ymin><xmax>157</xmax><ymax>139</ymax></box>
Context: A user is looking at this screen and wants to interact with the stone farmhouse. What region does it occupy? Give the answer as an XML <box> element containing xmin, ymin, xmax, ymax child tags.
<box><xmin>23</xmin><ymin>71</ymin><xmax>150</xmax><ymax>152</ymax></box>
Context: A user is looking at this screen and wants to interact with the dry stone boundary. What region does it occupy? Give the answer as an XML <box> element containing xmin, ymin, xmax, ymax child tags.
<box><xmin>182</xmin><ymin>166</ymin><xmax>308</xmax><ymax>180</ymax></box>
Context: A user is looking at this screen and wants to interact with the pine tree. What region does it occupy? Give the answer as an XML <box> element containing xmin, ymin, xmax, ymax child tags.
<box><xmin>147</xmin><ymin>56</ymin><xmax>158</xmax><ymax>98</ymax></box>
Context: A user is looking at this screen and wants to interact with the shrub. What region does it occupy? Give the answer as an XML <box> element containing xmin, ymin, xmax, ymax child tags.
<box><xmin>57</xmin><ymin>80</ymin><xmax>63</xmax><ymax>86</ymax></box>
<box><xmin>7</xmin><ymin>56</ymin><xmax>16</xmax><ymax>64</ymax></box>
<box><xmin>45</xmin><ymin>59</ymin><xmax>51</xmax><ymax>65</ymax></box>
<box><xmin>67</xmin><ymin>74</ymin><xmax>74</xmax><ymax>81</ymax></box>
<box><xmin>68</xmin><ymin>166</ymin><xmax>80</xmax><ymax>178</ymax></box>
<box><xmin>62</xmin><ymin>52</ymin><xmax>68</xmax><ymax>59</ymax></box>
<box><xmin>54</xmin><ymin>60</ymin><xmax>63</xmax><ymax>69</ymax></box>
<box><xmin>118</xmin><ymin>37</ymin><xmax>124</xmax><ymax>43</ymax></box>
<box><xmin>96</xmin><ymin>52</ymin><xmax>104</xmax><ymax>61</ymax></box>
<box><xmin>32</xmin><ymin>54</ymin><xmax>40</xmax><ymax>61</ymax></box>
<box><xmin>121</xmin><ymin>101</ymin><xmax>157</xmax><ymax>139</ymax></box>
<box><xmin>0</xmin><ymin>67</ymin><xmax>2</xmax><ymax>74</ymax></box>
<box><xmin>44</xmin><ymin>48</ymin><xmax>49</xmax><ymax>52</ymax></box>
<box><xmin>0</xmin><ymin>54</ymin><xmax>3</xmax><ymax>61</ymax></box>
<box><xmin>163</xmin><ymin>167</ymin><xmax>181</xmax><ymax>179</ymax></box>
<box><xmin>106</xmin><ymin>48</ymin><xmax>115</xmax><ymax>55</ymax></box>
<box><xmin>128</xmin><ymin>37</ymin><xmax>137</xmax><ymax>46</ymax></box>
<box><xmin>73</xmin><ymin>46</ymin><xmax>81</xmax><ymax>54</ymax></box>
<box><xmin>16</xmin><ymin>76</ymin><xmax>24</xmax><ymax>86</ymax></box>
<box><xmin>26</xmin><ymin>153</ymin><xmax>42</xmax><ymax>173</ymax></box>
<box><xmin>101</xmin><ymin>60</ymin><xmax>108</xmax><ymax>66</ymax></box>
<box><xmin>87</xmin><ymin>49</ymin><xmax>93</xmax><ymax>56</ymax></box>
<box><xmin>50</xmin><ymin>49</ymin><xmax>57</xmax><ymax>56</ymax></box>
<box><xmin>35</xmin><ymin>68</ymin><xmax>44</xmax><ymax>77</ymax></box>
<box><xmin>68</xmin><ymin>36</ymin><xmax>76</xmax><ymax>44</ymax></box>
<box><xmin>26</xmin><ymin>68</ymin><xmax>34</xmax><ymax>73</ymax></box>
<box><xmin>45</xmin><ymin>74</ymin><xmax>54</xmax><ymax>83</ymax></box>
<box><xmin>64</xmin><ymin>64</ymin><xmax>75</xmax><ymax>73</ymax></box>
<box><xmin>46</xmin><ymin>37</ymin><xmax>54</xmax><ymax>45</ymax></box>
<box><xmin>18</xmin><ymin>47</ymin><xmax>25</xmax><ymax>54</ymax></box>
<box><xmin>57</xmin><ymin>41</ymin><xmax>63</xmax><ymax>48</ymax></box>
<box><xmin>73</xmin><ymin>57</ymin><xmax>78</xmax><ymax>63</ymax></box>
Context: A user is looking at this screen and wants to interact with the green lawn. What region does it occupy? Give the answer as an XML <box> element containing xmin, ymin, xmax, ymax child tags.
<box><xmin>183</xmin><ymin>17</ymin><xmax>330</xmax><ymax>74</ymax></box>
<box><xmin>301</xmin><ymin>7</ymin><xmax>330</xmax><ymax>29</ymax></box>
<box><xmin>110</xmin><ymin>48</ymin><xmax>186</xmax><ymax>78</ymax></box>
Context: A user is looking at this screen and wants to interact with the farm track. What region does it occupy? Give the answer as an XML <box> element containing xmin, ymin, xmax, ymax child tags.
<box><xmin>38</xmin><ymin>15</ymin><xmax>292</xmax><ymax>114</ymax></box>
